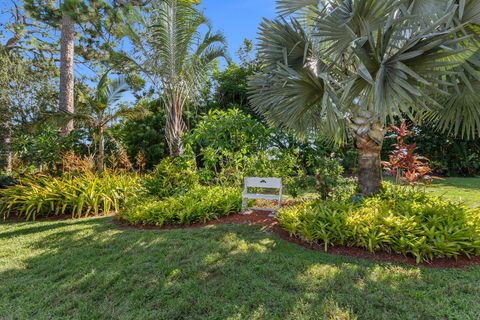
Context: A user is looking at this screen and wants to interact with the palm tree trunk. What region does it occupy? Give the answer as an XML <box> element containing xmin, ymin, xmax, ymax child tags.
<box><xmin>350</xmin><ymin>115</ymin><xmax>385</xmax><ymax>195</ymax></box>
<box><xmin>95</xmin><ymin>127</ymin><xmax>105</xmax><ymax>173</ymax></box>
<box><xmin>355</xmin><ymin>134</ymin><xmax>383</xmax><ymax>195</ymax></box>
<box><xmin>59</xmin><ymin>10</ymin><xmax>75</xmax><ymax>133</ymax></box>
<box><xmin>165</xmin><ymin>97</ymin><xmax>186</xmax><ymax>157</ymax></box>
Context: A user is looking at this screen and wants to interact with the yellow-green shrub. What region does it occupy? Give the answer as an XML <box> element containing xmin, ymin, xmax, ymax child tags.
<box><xmin>142</xmin><ymin>157</ymin><xmax>199</xmax><ymax>199</ymax></box>
<box><xmin>0</xmin><ymin>172</ymin><xmax>140</xmax><ymax>220</ymax></box>
<box><xmin>278</xmin><ymin>184</ymin><xmax>480</xmax><ymax>262</ymax></box>
<box><xmin>119</xmin><ymin>185</ymin><xmax>241</xmax><ymax>226</ymax></box>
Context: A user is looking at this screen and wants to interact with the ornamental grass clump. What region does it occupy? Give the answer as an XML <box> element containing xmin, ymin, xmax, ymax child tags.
<box><xmin>0</xmin><ymin>172</ymin><xmax>140</xmax><ymax>221</ymax></box>
<box><xmin>278</xmin><ymin>183</ymin><xmax>480</xmax><ymax>263</ymax></box>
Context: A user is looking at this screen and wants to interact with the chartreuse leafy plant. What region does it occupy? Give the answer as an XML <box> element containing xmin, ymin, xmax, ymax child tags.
<box><xmin>0</xmin><ymin>172</ymin><xmax>140</xmax><ymax>221</ymax></box>
<box><xmin>142</xmin><ymin>157</ymin><xmax>199</xmax><ymax>199</ymax></box>
<box><xmin>249</xmin><ymin>0</ymin><xmax>480</xmax><ymax>195</ymax></box>
<box><xmin>278</xmin><ymin>183</ymin><xmax>480</xmax><ymax>263</ymax></box>
<box><xmin>118</xmin><ymin>185</ymin><xmax>241</xmax><ymax>226</ymax></box>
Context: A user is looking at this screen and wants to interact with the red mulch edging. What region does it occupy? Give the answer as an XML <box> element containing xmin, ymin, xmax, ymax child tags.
<box><xmin>113</xmin><ymin>211</ymin><xmax>480</xmax><ymax>269</ymax></box>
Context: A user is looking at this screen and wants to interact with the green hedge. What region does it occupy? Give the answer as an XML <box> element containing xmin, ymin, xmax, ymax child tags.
<box><xmin>278</xmin><ymin>184</ymin><xmax>480</xmax><ymax>262</ymax></box>
<box><xmin>119</xmin><ymin>185</ymin><xmax>242</xmax><ymax>226</ymax></box>
<box><xmin>1</xmin><ymin>172</ymin><xmax>140</xmax><ymax>220</ymax></box>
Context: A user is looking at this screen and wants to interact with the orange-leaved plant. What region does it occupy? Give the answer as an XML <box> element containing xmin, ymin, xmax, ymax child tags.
<box><xmin>382</xmin><ymin>121</ymin><xmax>433</xmax><ymax>186</ymax></box>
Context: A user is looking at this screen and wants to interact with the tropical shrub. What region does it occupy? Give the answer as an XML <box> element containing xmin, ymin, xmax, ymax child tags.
<box><xmin>184</xmin><ymin>109</ymin><xmax>305</xmax><ymax>195</ymax></box>
<box><xmin>119</xmin><ymin>185</ymin><xmax>241</xmax><ymax>226</ymax></box>
<box><xmin>142</xmin><ymin>157</ymin><xmax>199</xmax><ymax>199</ymax></box>
<box><xmin>13</xmin><ymin>126</ymin><xmax>89</xmax><ymax>172</ymax></box>
<box><xmin>278</xmin><ymin>183</ymin><xmax>480</xmax><ymax>262</ymax></box>
<box><xmin>311</xmin><ymin>156</ymin><xmax>357</xmax><ymax>201</ymax></box>
<box><xmin>112</xmin><ymin>99</ymin><xmax>167</xmax><ymax>170</ymax></box>
<box><xmin>0</xmin><ymin>172</ymin><xmax>140</xmax><ymax>220</ymax></box>
<box><xmin>330</xmin><ymin>177</ymin><xmax>358</xmax><ymax>202</ymax></box>
<box><xmin>185</xmin><ymin>108</ymin><xmax>271</xmax><ymax>177</ymax></box>
<box><xmin>383</xmin><ymin>122</ymin><xmax>433</xmax><ymax>186</ymax></box>
<box><xmin>413</xmin><ymin>123</ymin><xmax>480</xmax><ymax>176</ymax></box>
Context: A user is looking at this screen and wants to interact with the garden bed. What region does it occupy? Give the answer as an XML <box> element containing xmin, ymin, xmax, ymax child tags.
<box><xmin>114</xmin><ymin>210</ymin><xmax>480</xmax><ymax>269</ymax></box>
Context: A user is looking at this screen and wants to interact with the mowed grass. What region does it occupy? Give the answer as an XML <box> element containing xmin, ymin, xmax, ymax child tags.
<box><xmin>425</xmin><ymin>177</ymin><xmax>480</xmax><ymax>208</ymax></box>
<box><xmin>2</xmin><ymin>217</ymin><xmax>480</xmax><ymax>320</ymax></box>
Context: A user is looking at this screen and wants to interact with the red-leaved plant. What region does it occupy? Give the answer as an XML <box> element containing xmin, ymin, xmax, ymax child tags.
<box><xmin>382</xmin><ymin>121</ymin><xmax>433</xmax><ymax>186</ymax></box>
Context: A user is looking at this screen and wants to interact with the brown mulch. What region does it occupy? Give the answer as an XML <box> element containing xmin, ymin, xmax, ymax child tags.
<box><xmin>113</xmin><ymin>211</ymin><xmax>480</xmax><ymax>269</ymax></box>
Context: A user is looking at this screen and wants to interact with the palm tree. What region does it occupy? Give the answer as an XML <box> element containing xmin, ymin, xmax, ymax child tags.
<box><xmin>249</xmin><ymin>0</ymin><xmax>480</xmax><ymax>195</ymax></box>
<box><xmin>58</xmin><ymin>72</ymin><xmax>130</xmax><ymax>172</ymax></box>
<box><xmin>133</xmin><ymin>0</ymin><xmax>227</xmax><ymax>157</ymax></box>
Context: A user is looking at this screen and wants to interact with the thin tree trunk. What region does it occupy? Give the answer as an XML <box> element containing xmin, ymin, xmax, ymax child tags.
<box><xmin>2</xmin><ymin>121</ymin><xmax>12</xmax><ymax>173</ymax></box>
<box><xmin>95</xmin><ymin>127</ymin><xmax>105</xmax><ymax>173</ymax></box>
<box><xmin>59</xmin><ymin>10</ymin><xmax>75</xmax><ymax>133</ymax></box>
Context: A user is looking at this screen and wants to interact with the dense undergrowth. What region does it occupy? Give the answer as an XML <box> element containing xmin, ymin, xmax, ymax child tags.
<box><xmin>278</xmin><ymin>183</ymin><xmax>480</xmax><ymax>262</ymax></box>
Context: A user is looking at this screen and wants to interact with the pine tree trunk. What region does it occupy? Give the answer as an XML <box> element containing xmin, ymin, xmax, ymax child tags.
<box><xmin>59</xmin><ymin>10</ymin><xmax>75</xmax><ymax>133</ymax></box>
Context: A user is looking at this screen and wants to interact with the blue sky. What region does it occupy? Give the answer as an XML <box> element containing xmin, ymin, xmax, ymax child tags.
<box><xmin>0</xmin><ymin>0</ymin><xmax>277</xmax><ymax>63</ymax></box>
<box><xmin>200</xmin><ymin>0</ymin><xmax>277</xmax><ymax>60</ymax></box>
<box><xmin>0</xmin><ymin>0</ymin><xmax>277</xmax><ymax>87</ymax></box>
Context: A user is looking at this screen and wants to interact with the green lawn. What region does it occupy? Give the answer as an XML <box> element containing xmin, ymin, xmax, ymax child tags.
<box><xmin>425</xmin><ymin>177</ymin><xmax>480</xmax><ymax>208</ymax></box>
<box><xmin>2</xmin><ymin>217</ymin><xmax>480</xmax><ymax>319</ymax></box>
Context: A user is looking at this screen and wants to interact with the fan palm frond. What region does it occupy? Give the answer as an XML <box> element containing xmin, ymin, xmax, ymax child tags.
<box><xmin>252</xmin><ymin>0</ymin><xmax>480</xmax><ymax>194</ymax></box>
<box><xmin>276</xmin><ymin>0</ymin><xmax>324</xmax><ymax>16</ymax></box>
<box><xmin>251</xmin><ymin>0</ymin><xmax>479</xmax><ymax>142</ymax></box>
<box><xmin>427</xmin><ymin>46</ymin><xmax>480</xmax><ymax>139</ymax></box>
<box><xmin>257</xmin><ymin>18</ymin><xmax>312</xmax><ymax>71</ymax></box>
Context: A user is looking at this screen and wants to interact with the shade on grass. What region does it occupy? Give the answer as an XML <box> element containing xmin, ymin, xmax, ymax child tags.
<box><xmin>1</xmin><ymin>217</ymin><xmax>480</xmax><ymax>319</ymax></box>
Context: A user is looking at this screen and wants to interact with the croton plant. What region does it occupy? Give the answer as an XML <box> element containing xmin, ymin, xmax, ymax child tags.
<box><xmin>383</xmin><ymin>122</ymin><xmax>434</xmax><ymax>186</ymax></box>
